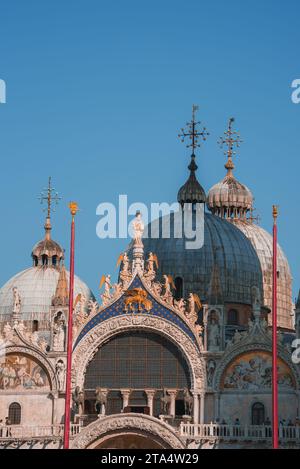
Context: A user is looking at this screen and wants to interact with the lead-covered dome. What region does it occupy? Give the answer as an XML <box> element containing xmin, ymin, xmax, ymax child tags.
<box><xmin>142</xmin><ymin>211</ymin><xmax>263</xmax><ymax>305</ymax></box>
<box><xmin>0</xmin><ymin>267</ymin><xmax>94</xmax><ymax>321</ymax></box>
<box><xmin>177</xmin><ymin>155</ymin><xmax>206</xmax><ymax>205</ymax></box>
<box><xmin>233</xmin><ymin>220</ymin><xmax>293</xmax><ymax>330</ymax></box>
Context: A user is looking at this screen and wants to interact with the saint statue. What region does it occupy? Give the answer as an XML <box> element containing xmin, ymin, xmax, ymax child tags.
<box><xmin>12</xmin><ymin>287</ymin><xmax>21</xmax><ymax>317</ymax></box>
<box><xmin>207</xmin><ymin>359</ymin><xmax>216</xmax><ymax>386</ymax></box>
<box><xmin>101</xmin><ymin>274</ymin><xmax>112</xmax><ymax>305</ymax></box>
<box><xmin>251</xmin><ymin>285</ymin><xmax>261</xmax><ymax>308</ymax></box>
<box><xmin>208</xmin><ymin>316</ymin><xmax>221</xmax><ymax>351</ymax></box>
<box><xmin>53</xmin><ymin>313</ymin><xmax>65</xmax><ymax>351</ymax></box>
<box><xmin>121</xmin><ymin>252</ymin><xmax>130</xmax><ymax>273</ymax></box>
<box><xmin>132</xmin><ymin>211</ymin><xmax>144</xmax><ymax>246</ymax></box>
<box><xmin>55</xmin><ymin>360</ymin><xmax>66</xmax><ymax>391</ymax></box>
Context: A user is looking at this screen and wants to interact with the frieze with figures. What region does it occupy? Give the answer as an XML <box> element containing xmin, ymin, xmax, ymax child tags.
<box><xmin>0</xmin><ymin>353</ymin><xmax>50</xmax><ymax>391</ymax></box>
<box><xmin>221</xmin><ymin>351</ymin><xmax>295</xmax><ymax>391</ymax></box>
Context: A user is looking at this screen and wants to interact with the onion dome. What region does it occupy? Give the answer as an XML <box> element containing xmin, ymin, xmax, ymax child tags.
<box><xmin>177</xmin><ymin>105</ymin><xmax>209</xmax><ymax>206</ymax></box>
<box><xmin>177</xmin><ymin>155</ymin><xmax>206</xmax><ymax>205</ymax></box>
<box><xmin>32</xmin><ymin>217</ymin><xmax>64</xmax><ymax>268</ymax></box>
<box><xmin>207</xmin><ymin>175</ymin><xmax>253</xmax><ymax>219</ymax></box>
<box><xmin>207</xmin><ymin>118</ymin><xmax>253</xmax><ymax>220</ymax></box>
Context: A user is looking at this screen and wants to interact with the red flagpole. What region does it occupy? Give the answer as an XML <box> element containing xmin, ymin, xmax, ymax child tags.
<box><xmin>63</xmin><ymin>202</ymin><xmax>78</xmax><ymax>449</ymax></box>
<box><xmin>272</xmin><ymin>205</ymin><xmax>279</xmax><ymax>449</ymax></box>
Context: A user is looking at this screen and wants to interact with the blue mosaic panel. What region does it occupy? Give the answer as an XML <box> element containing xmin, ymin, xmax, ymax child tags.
<box><xmin>74</xmin><ymin>276</ymin><xmax>197</xmax><ymax>349</ymax></box>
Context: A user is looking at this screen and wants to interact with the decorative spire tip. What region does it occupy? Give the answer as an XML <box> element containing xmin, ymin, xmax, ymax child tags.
<box><xmin>218</xmin><ymin>117</ymin><xmax>243</xmax><ymax>177</ymax></box>
<box><xmin>38</xmin><ymin>176</ymin><xmax>61</xmax><ymax>240</ymax></box>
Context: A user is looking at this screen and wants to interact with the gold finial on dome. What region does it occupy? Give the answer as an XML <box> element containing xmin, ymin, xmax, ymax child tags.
<box><xmin>218</xmin><ymin>117</ymin><xmax>243</xmax><ymax>177</ymax></box>
<box><xmin>38</xmin><ymin>177</ymin><xmax>61</xmax><ymax>240</ymax></box>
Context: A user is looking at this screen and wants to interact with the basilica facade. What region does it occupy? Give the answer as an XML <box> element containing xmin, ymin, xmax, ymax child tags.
<box><xmin>0</xmin><ymin>116</ymin><xmax>300</xmax><ymax>449</ymax></box>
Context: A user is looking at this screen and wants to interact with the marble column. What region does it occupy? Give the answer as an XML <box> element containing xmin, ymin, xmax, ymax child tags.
<box><xmin>199</xmin><ymin>392</ymin><xmax>205</xmax><ymax>424</ymax></box>
<box><xmin>145</xmin><ymin>389</ymin><xmax>156</xmax><ymax>416</ymax></box>
<box><xmin>167</xmin><ymin>389</ymin><xmax>178</xmax><ymax>417</ymax></box>
<box><xmin>50</xmin><ymin>391</ymin><xmax>59</xmax><ymax>425</ymax></box>
<box><xmin>193</xmin><ymin>390</ymin><xmax>200</xmax><ymax>424</ymax></box>
<box><xmin>121</xmin><ymin>389</ymin><xmax>131</xmax><ymax>411</ymax></box>
<box><xmin>214</xmin><ymin>392</ymin><xmax>220</xmax><ymax>421</ymax></box>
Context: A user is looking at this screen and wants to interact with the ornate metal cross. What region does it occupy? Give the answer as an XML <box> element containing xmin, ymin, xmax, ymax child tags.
<box><xmin>38</xmin><ymin>176</ymin><xmax>61</xmax><ymax>218</ymax></box>
<box><xmin>218</xmin><ymin>117</ymin><xmax>243</xmax><ymax>158</ymax></box>
<box><xmin>178</xmin><ymin>104</ymin><xmax>209</xmax><ymax>153</ymax></box>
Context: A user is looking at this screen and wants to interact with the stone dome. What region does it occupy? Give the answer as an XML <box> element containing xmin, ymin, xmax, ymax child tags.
<box><xmin>207</xmin><ymin>118</ymin><xmax>253</xmax><ymax>220</ymax></box>
<box><xmin>32</xmin><ymin>238</ymin><xmax>64</xmax><ymax>260</ymax></box>
<box><xmin>142</xmin><ymin>211</ymin><xmax>263</xmax><ymax>305</ymax></box>
<box><xmin>31</xmin><ymin>216</ymin><xmax>64</xmax><ymax>267</ymax></box>
<box><xmin>0</xmin><ymin>266</ymin><xmax>94</xmax><ymax>321</ymax></box>
<box><xmin>207</xmin><ymin>174</ymin><xmax>253</xmax><ymax>219</ymax></box>
<box><xmin>233</xmin><ymin>220</ymin><xmax>293</xmax><ymax>330</ymax></box>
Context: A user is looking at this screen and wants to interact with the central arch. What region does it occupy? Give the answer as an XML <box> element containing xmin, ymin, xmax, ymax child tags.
<box><xmin>71</xmin><ymin>413</ymin><xmax>185</xmax><ymax>449</ymax></box>
<box><xmin>72</xmin><ymin>314</ymin><xmax>205</xmax><ymax>391</ymax></box>
<box><xmin>84</xmin><ymin>331</ymin><xmax>192</xmax><ymax>417</ymax></box>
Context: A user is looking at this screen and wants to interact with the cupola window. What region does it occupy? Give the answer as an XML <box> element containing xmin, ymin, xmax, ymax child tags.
<box><xmin>227</xmin><ymin>309</ymin><xmax>239</xmax><ymax>325</ymax></box>
<box><xmin>42</xmin><ymin>255</ymin><xmax>48</xmax><ymax>266</ymax></box>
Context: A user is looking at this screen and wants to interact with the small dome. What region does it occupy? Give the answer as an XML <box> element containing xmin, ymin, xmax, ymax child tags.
<box><xmin>0</xmin><ymin>267</ymin><xmax>94</xmax><ymax>321</ymax></box>
<box><xmin>32</xmin><ymin>238</ymin><xmax>64</xmax><ymax>260</ymax></box>
<box><xmin>177</xmin><ymin>155</ymin><xmax>206</xmax><ymax>205</ymax></box>
<box><xmin>207</xmin><ymin>174</ymin><xmax>253</xmax><ymax>219</ymax></box>
<box><xmin>31</xmin><ymin>216</ymin><xmax>64</xmax><ymax>268</ymax></box>
<box><xmin>208</xmin><ymin>117</ymin><xmax>253</xmax><ymax>220</ymax></box>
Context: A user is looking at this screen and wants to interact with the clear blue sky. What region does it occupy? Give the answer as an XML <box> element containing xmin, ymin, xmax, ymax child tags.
<box><xmin>0</xmin><ymin>0</ymin><xmax>299</xmax><ymax>300</ymax></box>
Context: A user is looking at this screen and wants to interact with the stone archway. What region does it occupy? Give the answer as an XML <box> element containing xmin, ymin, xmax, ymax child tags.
<box><xmin>71</xmin><ymin>413</ymin><xmax>185</xmax><ymax>449</ymax></box>
<box><xmin>72</xmin><ymin>314</ymin><xmax>205</xmax><ymax>391</ymax></box>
